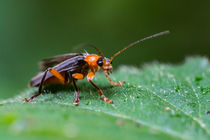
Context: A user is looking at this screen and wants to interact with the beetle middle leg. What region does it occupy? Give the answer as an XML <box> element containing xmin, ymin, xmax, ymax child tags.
<box><xmin>66</xmin><ymin>72</ymin><xmax>85</xmax><ymax>105</ymax></box>
<box><xmin>72</xmin><ymin>78</ymin><xmax>80</xmax><ymax>105</ymax></box>
<box><xmin>24</xmin><ymin>68</ymin><xmax>67</xmax><ymax>102</ymax></box>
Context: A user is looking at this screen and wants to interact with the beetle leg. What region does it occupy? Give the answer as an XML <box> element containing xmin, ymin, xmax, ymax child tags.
<box><xmin>89</xmin><ymin>80</ymin><xmax>113</xmax><ymax>103</ymax></box>
<box><xmin>24</xmin><ymin>68</ymin><xmax>66</xmax><ymax>102</ymax></box>
<box><xmin>87</xmin><ymin>72</ymin><xmax>112</xmax><ymax>103</ymax></box>
<box><xmin>72</xmin><ymin>73</ymin><xmax>84</xmax><ymax>80</ymax></box>
<box><xmin>67</xmin><ymin>72</ymin><xmax>83</xmax><ymax>105</ymax></box>
<box><xmin>87</xmin><ymin>72</ymin><xmax>95</xmax><ymax>81</ymax></box>
<box><xmin>72</xmin><ymin>78</ymin><xmax>80</xmax><ymax>105</ymax></box>
<box><xmin>24</xmin><ymin>68</ymin><xmax>49</xmax><ymax>102</ymax></box>
<box><xmin>48</xmin><ymin>68</ymin><xmax>66</xmax><ymax>84</ymax></box>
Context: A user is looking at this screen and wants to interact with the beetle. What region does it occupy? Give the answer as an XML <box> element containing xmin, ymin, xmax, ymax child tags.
<box><xmin>24</xmin><ymin>30</ymin><xmax>169</xmax><ymax>105</ymax></box>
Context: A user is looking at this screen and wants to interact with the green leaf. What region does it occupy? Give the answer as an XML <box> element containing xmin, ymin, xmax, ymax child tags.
<box><xmin>0</xmin><ymin>57</ymin><xmax>209</xmax><ymax>140</ymax></box>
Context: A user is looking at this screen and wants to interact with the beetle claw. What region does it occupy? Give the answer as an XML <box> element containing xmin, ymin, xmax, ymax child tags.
<box><xmin>105</xmin><ymin>99</ymin><xmax>113</xmax><ymax>103</ymax></box>
<box><xmin>73</xmin><ymin>99</ymin><xmax>80</xmax><ymax>105</ymax></box>
<box><xmin>102</xmin><ymin>96</ymin><xmax>113</xmax><ymax>103</ymax></box>
<box><xmin>24</xmin><ymin>98</ymin><xmax>30</xmax><ymax>102</ymax></box>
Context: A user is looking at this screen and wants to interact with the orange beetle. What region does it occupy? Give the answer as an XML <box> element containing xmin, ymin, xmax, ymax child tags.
<box><xmin>24</xmin><ymin>30</ymin><xmax>169</xmax><ymax>105</ymax></box>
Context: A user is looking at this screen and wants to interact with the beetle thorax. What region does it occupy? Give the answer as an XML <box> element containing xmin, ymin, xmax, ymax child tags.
<box><xmin>84</xmin><ymin>54</ymin><xmax>101</xmax><ymax>72</ymax></box>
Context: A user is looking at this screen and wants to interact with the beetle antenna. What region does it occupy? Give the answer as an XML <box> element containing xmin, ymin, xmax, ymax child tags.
<box><xmin>74</xmin><ymin>43</ymin><xmax>105</xmax><ymax>59</ymax></box>
<box><xmin>109</xmin><ymin>30</ymin><xmax>170</xmax><ymax>63</ymax></box>
<box><xmin>89</xmin><ymin>43</ymin><xmax>105</xmax><ymax>59</ymax></box>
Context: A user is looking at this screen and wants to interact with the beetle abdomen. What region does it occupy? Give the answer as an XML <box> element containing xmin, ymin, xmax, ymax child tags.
<box><xmin>30</xmin><ymin>54</ymin><xmax>89</xmax><ymax>87</ymax></box>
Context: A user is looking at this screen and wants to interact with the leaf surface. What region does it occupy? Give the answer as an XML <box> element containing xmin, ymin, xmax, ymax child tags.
<box><xmin>0</xmin><ymin>57</ymin><xmax>209</xmax><ymax>140</ymax></box>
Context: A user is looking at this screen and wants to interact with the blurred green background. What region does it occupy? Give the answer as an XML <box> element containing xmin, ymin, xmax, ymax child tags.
<box><xmin>0</xmin><ymin>0</ymin><xmax>209</xmax><ymax>99</ymax></box>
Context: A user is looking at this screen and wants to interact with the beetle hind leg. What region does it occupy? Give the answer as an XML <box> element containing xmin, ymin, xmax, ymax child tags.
<box><xmin>24</xmin><ymin>68</ymin><xmax>49</xmax><ymax>102</ymax></box>
<box><xmin>24</xmin><ymin>68</ymin><xmax>67</xmax><ymax>102</ymax></box>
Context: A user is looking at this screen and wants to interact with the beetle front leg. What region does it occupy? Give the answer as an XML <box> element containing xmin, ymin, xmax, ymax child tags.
<box><xmin>89</xmin><ymin>80</ymin><xmax>112</xmax><ymax>103</ymax></box>
<box><xmin>87</xmin><ymin>72</ymin><xmax>112</xmax><ymax>103</ymax></box>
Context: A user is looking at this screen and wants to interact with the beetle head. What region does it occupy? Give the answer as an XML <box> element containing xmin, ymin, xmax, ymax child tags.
<box><xmin>98</xmin><ymin>57</ymin><xmax>112</xmax><ymax>74</ymax></box>
<box><xmin>96</xmin><ymin>57</ymin><xmax>125</xmax><ymax>87</ymax></box>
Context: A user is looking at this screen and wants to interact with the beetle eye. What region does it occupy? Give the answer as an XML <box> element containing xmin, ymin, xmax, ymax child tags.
<box><xmin>97</xmin><ymin>58</ymin><xmax>104</xmax><ymax>67</ymax></box>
